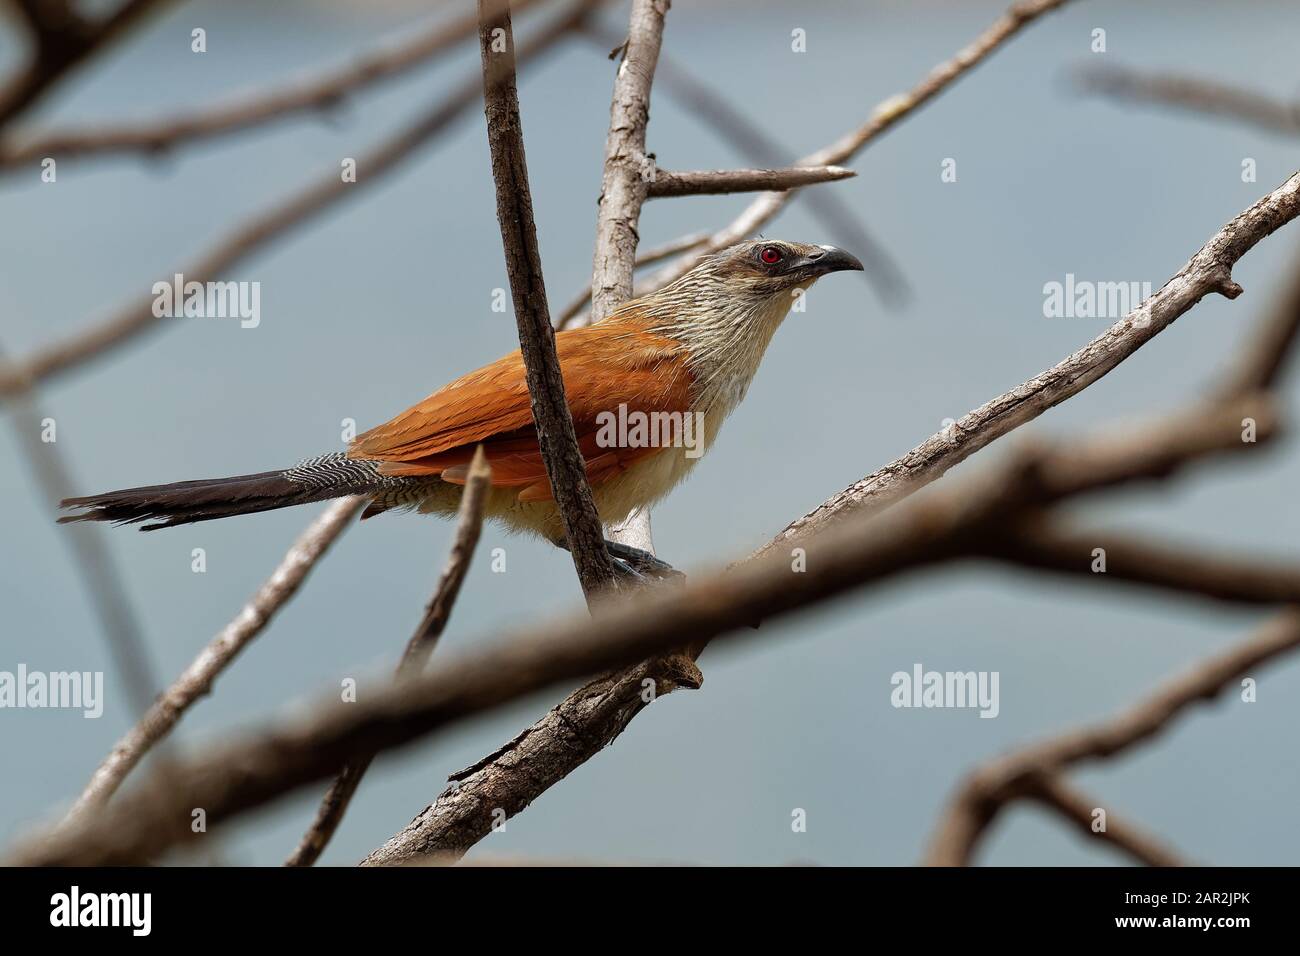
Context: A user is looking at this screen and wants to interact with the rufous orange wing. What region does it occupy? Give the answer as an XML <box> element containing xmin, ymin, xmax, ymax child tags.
<box><xmin>348</xmin><ymin>314</ymin><xmax>695</xmax><ymax>500</ymax></box>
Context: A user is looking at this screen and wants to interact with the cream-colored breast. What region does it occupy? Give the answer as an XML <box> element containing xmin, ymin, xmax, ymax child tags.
<box><xmin>413</xmin><ymin>441</ymin><xmax>712</xmax><ymax>543</ymax></box>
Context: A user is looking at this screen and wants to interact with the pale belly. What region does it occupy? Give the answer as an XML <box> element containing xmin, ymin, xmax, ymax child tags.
<box><xmin>412</xmin><ymin>445</ymin><xmax>706</xmax><ymax>543</ymax></box>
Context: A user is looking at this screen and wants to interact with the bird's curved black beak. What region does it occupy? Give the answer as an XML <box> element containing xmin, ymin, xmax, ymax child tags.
<box><xmin>795</xmin><ymin>245</ymin><xmax>865</xmax><ymax>277</ymax></box>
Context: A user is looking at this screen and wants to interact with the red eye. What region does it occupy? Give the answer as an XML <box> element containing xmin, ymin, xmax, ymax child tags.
<box><xmin>760</xmin><ymin>246</ymin><xmax>782</xmax><ymax>265</ymax></box>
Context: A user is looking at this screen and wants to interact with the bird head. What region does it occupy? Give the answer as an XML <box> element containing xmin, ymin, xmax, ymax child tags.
<box><xmin>623</xmin><ymin>239</ymin><xmax>864</xmax><ymax>409</ymax></box>
<box><xmin>702</xmin><ymin>239</ymin><xmax>865</xmax><ymax>296</ymax></box>
<box><xmin>637</xmin><ymin>238</ymin><xmax>864</xmax><ymax>323</ymax></box>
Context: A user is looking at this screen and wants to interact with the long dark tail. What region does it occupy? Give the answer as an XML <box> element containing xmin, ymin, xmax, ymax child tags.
<box><xmin>59</xmin><ymin>453</ymin><xmax>410</xmax><ymax>531</ymax></box>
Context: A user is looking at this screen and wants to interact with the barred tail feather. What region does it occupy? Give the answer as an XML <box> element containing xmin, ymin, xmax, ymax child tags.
<box><xmin>58</xmin><ymin>453</ymin><xmax>411</xmax><ymax>531</ymax></box>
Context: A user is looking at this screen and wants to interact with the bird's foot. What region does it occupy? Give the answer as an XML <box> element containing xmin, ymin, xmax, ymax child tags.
<box><xmin>549</xmin><ymin>536</ymin><xmax>684</xmax><ymax>584</ymax></box>
<box><xmin>602</xmin><ymin>540</ymin><xmax>683</xmax><ymax>581</ymax></box>
<box><xmin>608</xmin><ymin>556</ymin><xmax>652</xmax><ymax>585</ymax></box>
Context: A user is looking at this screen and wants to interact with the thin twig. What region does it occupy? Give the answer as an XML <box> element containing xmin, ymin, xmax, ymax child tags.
<box><xmin>0</xmin><ymin>0</ymin><xmax>550</xmax><ymax>168</ymax></box>
<box><xmin>552</xmin><ymin>230</ymin><xmax>706</xmax><ymax>334</ymax></box>
<box><xmin>62</xmin><ymin>496</ymin><xmax>365</xmax><ymax>822</ymax></box>
<box><xmin>1077</xmin><ymin>64</ymin><xmax>1300</xmax><ymax>137</ymax></box>
<box><xmin>924</xmin><ymin>609</ymin><xmax>1300</xmax><ymax>865</ymax></box>
<box><xmin>627</xmin><ymin>230</ymin><xmax>707</xmax><ymax>263</ymax></box>
<box><xmin>576</xmin><ymin>1</ymin><xmax>673</xmax><ymax>564</ymax></box>
<box><xmin>586</xmin><ymin>0</ymin><xmax>669</xmax><ymax>326</ymax></box>
<box><xmin>645</xmin><ymin>164</ymin><xmax>854</xmax><ymax>198</ymax></box>
<box><xmin>476</xmin><ymin>0</ymin><xmax>617</xmax><ymax>600</ymax></box>
<box><xmin>362</xmin><ymin>653</ymin><xmax>701</xmax><ymax>865</ymax></box>
<box><xmin>0</xmin><ymin>0</ymin><xmax>598</xmax><ymax>402</ymax></box>
<box><xmin>285</xmin><ymin>449</ymin><xmax>492</xmax><ymax>867</ymax></box>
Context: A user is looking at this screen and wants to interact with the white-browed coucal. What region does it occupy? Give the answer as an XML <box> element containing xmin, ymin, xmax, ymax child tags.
<box><xmin>61</xmin><ymin>239</ymin><xmax>863</xmax><ymax>569</ymax></box>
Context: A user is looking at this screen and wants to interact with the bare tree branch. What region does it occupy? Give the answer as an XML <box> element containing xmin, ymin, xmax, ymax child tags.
<box><xmin>62</xmin><ymin>496</ymin><xmax>365</xmax><ymax>822</ymax></box>
<box><xmin>924</xmin><ymin>609</ymin><xmax>1300</xmax><ymax>866</ymax></box>
<box><xmin>362</xmin><ymin>652</ymin><xmax>701</xmax><ymax>866</ymax></box>
<box><xmin>571</xmin><ymin>1</ymin><xmax>673</xmax><ymax>566</ymax></box>
<box><xmin>0</xmin><ymin>0</ymin><xmax>598</xmax><ymax>402</ymax></box>
<box><xmin>285</xmin><ymin>449</ymin><xmax>492</xmax><ymax>867</ymax></box>
<box><xmin>622</xmin><ymin>230</ymin><xmax>708</xmax><ymax>263</ymax></box>
<box><xmin>645</xmin><ymin>164</ymin><xmax>854</xmax><ymax>198</ymax></box>
<box><xmin>476</xmin><ymin>0</ymin><xmax>617</xmax><ymax>600</ymax></box>
<box><xmin>1077</xmin><ymin>64</ymin><xmax>1300</xmax><ymax>137</ymax></box>
<box><xmin>0</xmin><ymin>0</ymin><xmax>551</xmax><ymax>169</ymax></box>
<box><xmin>586</xmin><ymin>0</ymin><xmax>669</xmax><ymax>325</ymax></box>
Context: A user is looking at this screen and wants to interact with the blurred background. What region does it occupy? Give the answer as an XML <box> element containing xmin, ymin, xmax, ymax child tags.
<box><xmin>2</xmin><ymin>0</ymin><xmax>1299</xmax><ymax>865</ymax></box>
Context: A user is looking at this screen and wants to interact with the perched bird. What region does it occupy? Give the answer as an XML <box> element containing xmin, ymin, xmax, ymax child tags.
<box><xmin>61</xmin><ymin>239</ymin><xmax>863</xmax><ymax>569</ymax></box>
